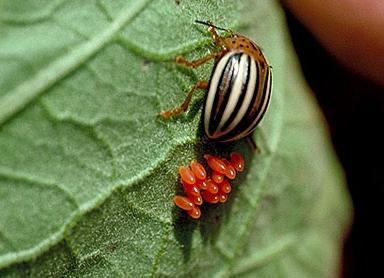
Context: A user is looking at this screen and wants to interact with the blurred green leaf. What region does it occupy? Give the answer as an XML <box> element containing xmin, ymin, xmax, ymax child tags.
<box><xmin>0</xmin><ymin>0</ymin><xmax>350</xmax><ymax>277</ymax></box>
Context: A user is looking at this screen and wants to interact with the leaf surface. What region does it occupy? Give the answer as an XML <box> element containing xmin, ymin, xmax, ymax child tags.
<box><xmin>0</xmin><ymin>0</ymin><xmax>351</xmax><ymax>277</ymax></box>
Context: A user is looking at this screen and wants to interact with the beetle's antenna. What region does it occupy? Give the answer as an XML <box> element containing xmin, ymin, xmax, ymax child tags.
<box><xmin>195</xmin><ymin>20</ymin><xmax>232</xmax><ymax>33</ymax></box>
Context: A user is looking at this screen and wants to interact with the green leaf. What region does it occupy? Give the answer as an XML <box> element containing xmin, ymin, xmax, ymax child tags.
<box><xmin>0</xmin><ymin>0</ymin><xmax>351</xmax><ymax>277</ymax></box>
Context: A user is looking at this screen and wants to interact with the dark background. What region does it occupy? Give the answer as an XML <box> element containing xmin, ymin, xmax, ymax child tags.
<box><xmin>284</xmin><ymin>9</ymin><xmax>384</xmax><ymax>278</ymax></box>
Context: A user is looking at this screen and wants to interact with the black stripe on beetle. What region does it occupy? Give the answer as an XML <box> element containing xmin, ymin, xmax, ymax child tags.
<box><xmin>208</xmin><ymin>52</ymin><xmax>241</xmax><ymax>136</ymax></box>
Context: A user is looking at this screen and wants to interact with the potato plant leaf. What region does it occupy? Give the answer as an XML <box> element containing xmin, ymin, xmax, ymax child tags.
<box><xmin>0</xmin><ymin>0</ymin><xmax>351</xmax><ymax>277</ymax></box>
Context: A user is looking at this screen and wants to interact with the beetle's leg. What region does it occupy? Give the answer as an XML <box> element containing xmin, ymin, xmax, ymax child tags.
<box><xmin>175</xmin><ymin>52</ymin><xmax>220</xmax><ymax>68</ymax></box>
<box><xmin>207</xmin><ymin>25</ymin><xmax>226</xmax><ymax>48</ymax></box>
<box><xmin>246</xmin><ymin>136</ymin><xmax>260</xmax><ymax>153</ymax></box>
<box><xmin>159</xmin><ymin>81</ymin><xmax>209</xmax><ymax>119</ymax></box>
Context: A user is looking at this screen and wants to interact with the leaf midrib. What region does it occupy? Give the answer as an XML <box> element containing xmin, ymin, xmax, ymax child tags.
<box><xmin>0</xmin><ymin>0</ymin><xmax>153</xmax><ymax>126</ymax></box>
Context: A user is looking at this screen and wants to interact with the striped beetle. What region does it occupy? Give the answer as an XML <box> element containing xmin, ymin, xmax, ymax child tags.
<box><xmin>160</xmin><ymin>21</ymin><xmax>272</xmax><ymax>142</ymax></box>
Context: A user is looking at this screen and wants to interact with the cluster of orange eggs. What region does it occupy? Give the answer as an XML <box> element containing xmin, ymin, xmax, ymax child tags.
<box><xmin>173</xmin><ymin>152</ymin><xmax>245</xmax><ymax>219</ymax></box>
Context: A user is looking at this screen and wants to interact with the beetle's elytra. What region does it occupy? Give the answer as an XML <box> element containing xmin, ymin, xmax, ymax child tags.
<box><xmin>160</xmin><ymin>20</ymin><xmax>272</xmax><ymax>142</ymax></box>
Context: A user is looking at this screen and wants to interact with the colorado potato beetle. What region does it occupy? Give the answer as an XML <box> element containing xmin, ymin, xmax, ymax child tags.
<box><xmin>160</xmin><ymin>20</ymin><xmax>272</xmax><ymax>142</ymax></box>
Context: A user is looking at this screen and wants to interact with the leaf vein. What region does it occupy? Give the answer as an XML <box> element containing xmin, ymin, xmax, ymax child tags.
<box><xmin>0</xmin><ymin>166</ymin><xmax>79</xmax><ymax>209</ymax></box>
<box><xmin>0</xmin><ymin>0</ymin><xmax>154</xmax><ymax>126</ymax></box>
<box><xmin>229</xmin><ymin>234</ymin><xmax>297</xmax><ymax>276</ymax></box>
<box><xmin>149</xmin><ymin>224</ymin><xmax>171</xmax><ymax>277</ymax></box>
